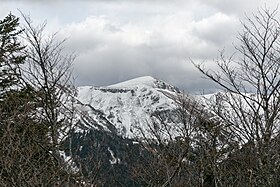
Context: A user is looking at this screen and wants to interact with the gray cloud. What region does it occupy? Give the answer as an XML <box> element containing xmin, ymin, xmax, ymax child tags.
<box><xmin>58</xmin><ymin>11</ymin><xmax>237</xmax><ymax>92</ymax></box>
<box><xmin>1</xmin><ymin>0</ymin><xmax>279</xmax><ymax>93</ymax></box>
<box><xmin>197</xmin><ymin>0</ymin><xmax>278</xmax><ymax>15</ymax></box>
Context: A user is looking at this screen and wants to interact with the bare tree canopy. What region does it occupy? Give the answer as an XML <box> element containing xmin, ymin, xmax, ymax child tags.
<box><xmin>0</xmin><ymin>13</ymin><xmax>83</xmax><ymax>186</ymax></box>
<box><xmin>194</xmin><ymin>7</ymin><xmax>280</xmax><ymax>186</ymax></box>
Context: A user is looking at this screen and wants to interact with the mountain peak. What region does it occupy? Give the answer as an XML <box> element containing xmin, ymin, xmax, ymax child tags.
<box><xmin>107</xmin><ymin>76</ymin><xmax>180</xmax><ymax>93</ymax></box>
<box><xmin>108</xmin><ymin>76</ymin><xmax>157</xmax><ymax>88</ymax></box>
<box><xmin>77</xmin><ymin>75</ymin><xmax>181</xmax><ymax>137</ymax></box>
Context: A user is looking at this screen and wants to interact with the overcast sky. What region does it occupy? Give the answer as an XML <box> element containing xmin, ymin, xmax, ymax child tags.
<box><xmin>1</xmin><ymin>0</ymin><xmax>279</xmax><ymax>93</ymax></box>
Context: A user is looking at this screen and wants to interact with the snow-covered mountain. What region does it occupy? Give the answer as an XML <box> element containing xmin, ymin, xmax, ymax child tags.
<box><xmin>76</xmin><ymin>76</ymin><xmax>181</xmax><ymax>137</ymax></box>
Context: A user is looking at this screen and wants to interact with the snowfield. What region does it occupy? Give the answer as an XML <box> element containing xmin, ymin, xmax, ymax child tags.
<box><xmin>76</xmin><ymin>76</ymin><xmax>180</xmax><ymax>138</ymax></box>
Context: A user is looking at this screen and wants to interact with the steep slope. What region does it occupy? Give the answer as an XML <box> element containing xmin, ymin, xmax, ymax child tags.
<box><xmin>76</xmin><ymin>76</ymin><xmax>180</xmax><ymax>137</ymax></box>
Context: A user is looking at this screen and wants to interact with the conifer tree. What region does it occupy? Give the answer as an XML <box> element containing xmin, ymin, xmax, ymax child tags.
<box><xmin>0</xmin><ymin>13</ymin><xmax>25</xmax><ymax>99</ymax></box>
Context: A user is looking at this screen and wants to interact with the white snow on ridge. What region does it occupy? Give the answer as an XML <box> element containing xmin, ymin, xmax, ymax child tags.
<box><xmin>76</xmin><ymin>76</ymin><xmax>179</xmax><ymax>138</ymax></box>
<box><xmin>108</xmin><ymin>76</ymin><xmax>157</xmax><ymax>88</ymax></box>
<box><xmin>75</xmin><ymin>76</ymin><xmax>280</xmax><ymax>146</ymax></box>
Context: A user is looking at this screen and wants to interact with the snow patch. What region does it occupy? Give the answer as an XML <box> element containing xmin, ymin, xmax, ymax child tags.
<box><xmin>107</xmin><ymin>147</ymin><xmax>120</xmax><ymax>165</ymax></box>
<box><xmin>108</xmin><ymin>76</ymin><xmax>156</xmax><ymax>88</ymax></box>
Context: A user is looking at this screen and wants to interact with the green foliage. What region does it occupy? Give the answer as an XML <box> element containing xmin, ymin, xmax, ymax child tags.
<box><xmin>0</xmin><ymin>14</ymin><xmax>25</xmax><ymax>97</ymax></box>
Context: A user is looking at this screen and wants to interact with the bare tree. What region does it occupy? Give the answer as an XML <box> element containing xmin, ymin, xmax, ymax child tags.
<box><xmin>0</xmin><ymin>13</ymin><xmax>87</xmax><ymax>186</ymax></box>
<box><xmin>19</xmin><ymin>14</ymin><xmax>84</xmax><ymax>185</ymax></box>
<box><xmin>132</xmin><ymin>93</ymin><xmax>232</xmax><ymax>187</ymax></box>
<box><xmin>194</xmin><ymin>7</ymin><xmax>280</xmax><ymax>186</ymax></box>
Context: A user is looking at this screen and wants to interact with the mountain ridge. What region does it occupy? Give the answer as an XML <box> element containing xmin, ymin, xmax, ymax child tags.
<box><xmin>76</xmin><ymin>76</ymin><xmax>181</xmax><ymax>137</ymax></box>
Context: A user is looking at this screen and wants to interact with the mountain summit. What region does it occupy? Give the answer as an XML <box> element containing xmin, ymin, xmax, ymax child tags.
<box><xmin>108</xmin><ymin>76</ymin><xmax>157</xmax><ymax>88</ymax></box>
<box><xmin>108</xmin><ymin>76</ymin><xmax>180</xmax><ymax>93</ymax></box>
<box><xmin>77</xmin><ymin>76</ymin><xmax>180</xmax><ymax>137</ymax></box>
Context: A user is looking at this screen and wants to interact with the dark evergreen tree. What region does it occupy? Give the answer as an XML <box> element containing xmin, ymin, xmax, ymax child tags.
<box><xmin>0</xmin><ymin>13</ymin><xmax>25</xmax><ymax>99</ymax></box>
